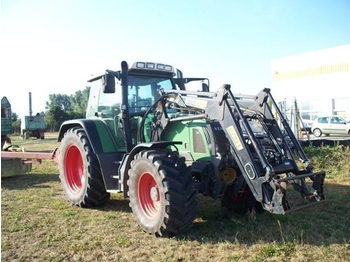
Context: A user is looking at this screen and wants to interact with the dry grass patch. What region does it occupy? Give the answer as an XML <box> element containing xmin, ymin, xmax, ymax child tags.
<box><xmin>1</xmin><ymin>136</ymin><xmax>350</xmax><ymax>261</ymax></box>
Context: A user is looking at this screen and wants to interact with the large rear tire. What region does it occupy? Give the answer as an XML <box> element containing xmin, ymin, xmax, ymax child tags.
<box><xmin>127</xmin><ymin>149</ymin><xmax>198</xmax><ymax>237</ymax></box>
<box><xmin>221</xmin><ymin>176</ymin><xmax>264</xmax><ymax>214</ymax></box>
<box><xmin>59</xmin><ymin>127</ymin><xmax>110</xmax><ymax>207</ymax></box>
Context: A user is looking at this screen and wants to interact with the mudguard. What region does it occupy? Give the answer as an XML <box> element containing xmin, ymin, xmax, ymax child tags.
<box><xmin>120</xmin><ymin>141</ymin><xmax>182</xmax><ymax>197</ymax></box>
<box><xmin>58</xmin><ymin>119</ymin><xmax>125</xmax><ymax>191</ymax></box>
<box><xmin>58</xmin><ymin>119</ymin><xmax>118</xmax><ymax>154</ymax></box>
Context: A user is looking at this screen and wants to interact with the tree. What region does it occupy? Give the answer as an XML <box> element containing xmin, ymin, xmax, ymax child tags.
<box><xmin>69</xmin><ymin>87</ymin><xmax>90</xmax><ymax>118</ymax></box>
<box><xmin>12</xmin><ymin>112</ymin><xmax>19</xmax><ymax>122</ymax></box>
<box><xmin>46</xmin><ymin>94</ymin><xmax>72</xmax><ymax>112</ymax></box>
<box><xmin>45</xmin><ymin>87</ymin><xmax>90</xmax><ymax>131</ymax></box>
<box><xmin>11</xmin><ymin>112</ymin><xmax>21</xmax><ymax>134</ymax></box>
<box><xmin>46</xmin><ymin>105</ymin><xmax>69</xmax><ymax>132</ymax></box>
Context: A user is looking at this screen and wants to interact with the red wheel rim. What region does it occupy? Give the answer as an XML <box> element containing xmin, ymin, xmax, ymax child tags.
<box><xmin>138</xmin><ymin>172</ymin><xmax>160</xmax><ymax>219</ymax></box>
<box><xmin>64</xmin><ymin>144</ymin><xmax>84</xmax><ymax>193</ymax></box>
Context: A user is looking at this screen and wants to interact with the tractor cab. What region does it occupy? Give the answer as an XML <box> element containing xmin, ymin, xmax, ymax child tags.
<box><xmin>86</xmin><ymin>61</ymin><xmax>198</xmax><ymax>151</ymax></box>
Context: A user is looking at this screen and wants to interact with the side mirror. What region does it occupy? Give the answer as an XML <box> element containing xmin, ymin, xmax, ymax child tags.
<box><xmin>102</xmin><ymin>72</ymin><xmax>115</xmax><ymax>93</ymax></box>
<box><xmin>176</xmin><ymin>69</ymin><xmax>186</xmax><ymax>90</ymax></box>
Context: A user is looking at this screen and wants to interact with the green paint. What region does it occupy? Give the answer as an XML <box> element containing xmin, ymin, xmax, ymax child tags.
<box><xmin>94</xmin><ymin>120</ymin><xmax>118</xmax><ymax>152</ymax></box>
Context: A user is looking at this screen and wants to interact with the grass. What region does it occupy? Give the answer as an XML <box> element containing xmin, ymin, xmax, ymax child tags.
<box><xmin>1</xmin><ymin>133</ymin><xmax>350</xmax><ymax>261</ymax></box>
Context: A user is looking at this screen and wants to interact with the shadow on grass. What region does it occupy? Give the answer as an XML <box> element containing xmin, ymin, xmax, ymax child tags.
<box><xmin>95</xmin><ymin>198</ymin><xmax>132</xmax><ymax>213</ymax></box>
<box><xmin>176</xmin><ymin>183</ymin><xmax>350</xmax><ymax>246</ymax></box>
<box><xmin>1</xmin><ymin>173</ymin><xmax>60</xmax><ymax>190</ymax></box>
<box><xmin>1</xmin><ymin>173</ymin><xmax>133</xmax><ymax>213</ymax></box>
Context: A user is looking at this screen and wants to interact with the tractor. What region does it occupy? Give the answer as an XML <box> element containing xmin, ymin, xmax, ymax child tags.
<box><xmin>57</xmin><ymin>61</ymin><xmax>326</xmax><ymax>237</ymax></box>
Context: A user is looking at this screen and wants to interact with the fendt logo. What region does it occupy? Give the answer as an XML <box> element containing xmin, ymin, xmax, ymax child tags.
<box><xmin>213</xmin><ymin>126</ymin><xmax>223</xmax><ymax>132</ymax></box>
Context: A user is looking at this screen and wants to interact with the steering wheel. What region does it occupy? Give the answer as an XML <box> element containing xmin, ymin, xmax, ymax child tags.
<box><xmin>132</xmin><ymin>99</ymin><xmax>151</xmax><ymax>108</ymax></box>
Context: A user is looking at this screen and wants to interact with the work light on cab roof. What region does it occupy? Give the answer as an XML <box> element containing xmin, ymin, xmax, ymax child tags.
<box><xmin>132</xmin><ymin>61</ymin><xmax>175</xmax><ymax>75</ymax></box>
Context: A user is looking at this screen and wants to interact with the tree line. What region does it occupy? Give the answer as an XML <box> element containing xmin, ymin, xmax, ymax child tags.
<box><xmin>11</xmin><ymin>87</ymin><xmax>90</xmax><ymax>133</ymax></box>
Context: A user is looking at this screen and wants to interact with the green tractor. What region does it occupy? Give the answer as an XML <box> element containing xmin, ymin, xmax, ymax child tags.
<box><xmin>57</xmin><ymin>61</ymin><xmax>325</xmax><ymax>237</ymax></box>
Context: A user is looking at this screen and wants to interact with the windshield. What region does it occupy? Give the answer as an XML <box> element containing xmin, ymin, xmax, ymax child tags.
<box><xmin>127</xmin><ymin>76</ymin><xmax>174</xmax><ymax>113</ymax></box>
<box><xmin>94</xmin><ymin>75</ymin><xmax>176</xmax><ymax>117</ymax></box>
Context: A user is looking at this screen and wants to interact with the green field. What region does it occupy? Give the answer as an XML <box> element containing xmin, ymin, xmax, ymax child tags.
<box><xmin>1</xmin><ymin>134</ymin><xmax>350</xmax><ymax>261</ymax></box>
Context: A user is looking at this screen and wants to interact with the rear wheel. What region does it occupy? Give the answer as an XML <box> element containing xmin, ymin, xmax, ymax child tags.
<box><xmin>59</xmin><ymin>127</ymin><xmax>110</xmax><ymax>207</ymax></box>
<box><xmin>127</xmin><ymin>149</ymin><xmax>198</xmax><ymax>237</ymax></box>
<box><xmin>313</xmin><ymin>128</ymin><xmax>322</xmax><ymax>137</ymax></box>
<box><xmin>221</xmin><ymin>176</ymin><xmax>263</xmax><ymax>214</ymax></box>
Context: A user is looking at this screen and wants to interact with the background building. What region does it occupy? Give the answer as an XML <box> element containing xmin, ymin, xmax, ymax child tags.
<box><xmin>271</xmin><ymin>44</ymin><xmax>350</xmax><ymax>121</ymax></box>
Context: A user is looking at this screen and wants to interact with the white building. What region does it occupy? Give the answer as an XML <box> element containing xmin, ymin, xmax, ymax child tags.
<box><xmin>271</xmin><ymin>44</ymin><xmax>350</xmax><ymax>121</ymax></box>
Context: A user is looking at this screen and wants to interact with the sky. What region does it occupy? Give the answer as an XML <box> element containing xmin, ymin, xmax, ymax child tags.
<box><xmin>1</xmin><ymin>0</ymin><xmax>350</xmax><ymax>117</ymax></box>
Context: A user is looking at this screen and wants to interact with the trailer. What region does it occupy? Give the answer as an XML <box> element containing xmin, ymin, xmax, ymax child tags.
<box><xmin>21</xmin><ymin>113</ymin><xmax>46</xmax><ymax>139</ymax></box>
<box><xmin>1</xmin><ymin>96</ymin><xmax>51</xmax><ymax>177</ymax></box>
<box><xmin>1</xmin><ymin>96</ymin><xmax>12</xmax><ymax>148</ymax></box>
<box><xmin>21</xmin><ymin>92</ymin><xmax>46</xmax><ymax>139</ymax></box>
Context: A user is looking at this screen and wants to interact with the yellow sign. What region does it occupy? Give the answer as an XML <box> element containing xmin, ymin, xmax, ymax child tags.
<box><xmin>184</xmin><ymin>98</ymin><xmax>208</xmax><ymax>109</ymax></box>
<box><xmin>226</xmin><ymin>126</ymin><xmax>243</xmax><ymax>151</ymax></box>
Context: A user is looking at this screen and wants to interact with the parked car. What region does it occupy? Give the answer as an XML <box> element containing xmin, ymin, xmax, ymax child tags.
<box><xmin>311</xmin><ymin>115</ymin><xmax>350</xmax><ymax>137</ymax></box>
<box><xmin>300</xmin><ymin>118</ymin><xmax>313</xmax><ymax>133</ymax></box>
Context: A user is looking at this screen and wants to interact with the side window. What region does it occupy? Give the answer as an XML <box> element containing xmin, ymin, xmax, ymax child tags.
<box><xmin>318</xmin><ymin>117</ymin><xmax>328</xmax><ymax>123</ymax></box>
<box><xmin>332</xmin><ymin>117</ymin><xmax>343</xmax><ymax>124</ymax></box>
<box><xmin>86</xmin><ymin>79</ymin><xmax>102</xmax><ymax>118</ymax></box>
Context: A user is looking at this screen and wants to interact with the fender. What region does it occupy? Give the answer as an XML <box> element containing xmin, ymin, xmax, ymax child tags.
<box><xmin>121</xmin><ymin>141</ymin><xmax>182</xmax><ymax>197</ymax></box>
<box><xmin>58</xmin><ymin>119</ymin><xmax>126</xmax><ymax>192</ymax></box>
<box><xmin>58</xmin><ymin>119</ymin><xmax>119</xmax><ymax>154</ymax></box>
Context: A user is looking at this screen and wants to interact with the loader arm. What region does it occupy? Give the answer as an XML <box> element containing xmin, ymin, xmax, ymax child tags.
<box><xmin>159</xmin><ymin>84</ymin><xmax>325</xmax><ymax>214</ymax></box>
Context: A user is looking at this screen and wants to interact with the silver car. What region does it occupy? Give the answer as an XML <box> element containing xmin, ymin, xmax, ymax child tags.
<box><xmin>301</xmin><ymin>118</ymin><xmax>313</xmax><ymax>133</ymax></box>
<box><xmin>311</xmin><ymin>115</ymin><xmax>350</xmax><ymax>137</ymax></box>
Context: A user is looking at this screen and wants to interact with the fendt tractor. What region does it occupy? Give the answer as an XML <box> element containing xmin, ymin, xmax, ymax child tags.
<box><xmin>54</xmin><ymin>61</ymin><xmax>325</xmax><ymax>237</ymax></box>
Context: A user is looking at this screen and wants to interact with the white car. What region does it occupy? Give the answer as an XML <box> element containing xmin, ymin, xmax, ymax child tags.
<box><xmin>311</xmin><ymin>115</ymin><xmax>350</xmax><ymax>137</ymax></box>
<box><xmin>301</xmin><ymin>119</ymin><xmax>313</xmax><ymax>133</ymax></box>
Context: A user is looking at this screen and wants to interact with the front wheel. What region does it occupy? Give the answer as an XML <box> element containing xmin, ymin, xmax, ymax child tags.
<box><xmin>221</xmin><ymin>175</ymin><xmax>264</xmax><ymax>214</ymax></box>
<box><xmin>313</xmin><ymin>128</ymin><xmax>322</xmax><ymax>137</ymax></box>
<box><xmin>59</xmin><ymin>127</ymin><xmax>110</xmax><ymax>207</ymax></box>
<box><xmin>127</xmin><ymin>149</ymin><xmax>198</xmax><ymax>237</ymax></box>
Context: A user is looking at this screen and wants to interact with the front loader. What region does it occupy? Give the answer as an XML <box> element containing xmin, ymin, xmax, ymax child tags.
<box><xmin>56</xmin><ymin>61</ymin><xmax>325</xmax><ymax>237</ymax></box>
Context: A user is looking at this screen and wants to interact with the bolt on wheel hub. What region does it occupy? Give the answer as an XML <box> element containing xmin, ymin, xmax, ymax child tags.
<box><xmin>150</xmin><ymin>187</ymin><xmax>159</xmax><ymax>201</ymax></box>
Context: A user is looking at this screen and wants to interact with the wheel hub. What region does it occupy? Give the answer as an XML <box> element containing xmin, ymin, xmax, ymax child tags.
<box><xmin>150</xmin><ymin>186</ymin><xmax>159</xmax><ymax>201</ymax></box>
